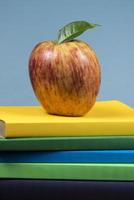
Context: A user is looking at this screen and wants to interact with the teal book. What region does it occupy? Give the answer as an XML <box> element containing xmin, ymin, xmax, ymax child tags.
<box><xmin>1</xmin><ymin>136</ymin><xmax>134</xmax><ymax>151</ymax></box>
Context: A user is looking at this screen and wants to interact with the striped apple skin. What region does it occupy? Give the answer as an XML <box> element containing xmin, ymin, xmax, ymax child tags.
<box><xmin>29</xmin><ymin>40</ymin><xmax>101</xmax><ymax>116</ymax></box>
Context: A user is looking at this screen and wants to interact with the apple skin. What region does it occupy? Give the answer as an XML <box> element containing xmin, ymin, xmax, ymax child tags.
<box><xmin>29</xmin><ymin>40</ymin><xmax>101</xmax><ymax>116</ymax></box>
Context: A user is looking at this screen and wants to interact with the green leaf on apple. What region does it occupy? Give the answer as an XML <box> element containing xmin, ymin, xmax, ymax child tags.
<box><xmin>58</xmin><ymin>21</ymin><xmax>100</xmax><ymax>44</ymax></box>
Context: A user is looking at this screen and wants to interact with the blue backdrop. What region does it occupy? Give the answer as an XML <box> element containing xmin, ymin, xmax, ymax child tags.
<box><xmin>0</xmin><ymin>0</ymin><xmax>134</xmax><ymax>107</ymax></box>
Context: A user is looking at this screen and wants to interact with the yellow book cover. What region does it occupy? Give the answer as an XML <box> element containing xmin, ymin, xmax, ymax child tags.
<box><xmin>0</xmin><ymin>100</ymin><xmax>134</xmax><ymax>138</ymax></box>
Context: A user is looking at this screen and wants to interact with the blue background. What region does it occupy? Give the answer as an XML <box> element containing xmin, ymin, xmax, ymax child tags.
<box><xmin>0</xmin><ymin>0</ymin><xmax>134</xmax><ymax>107</ymax></box>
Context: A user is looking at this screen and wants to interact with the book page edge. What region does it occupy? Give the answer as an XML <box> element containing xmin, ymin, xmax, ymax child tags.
<box><xmin>0</xmin><ymin>120</ymin><xmax>5</xmax><ymax>137</ymax></box>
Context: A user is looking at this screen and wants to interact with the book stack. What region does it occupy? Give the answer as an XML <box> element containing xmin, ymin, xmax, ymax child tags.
<box><xmin>0</xmin><ymin>100</ymin><xmax>134</xmax><ymax>200</ymax></box>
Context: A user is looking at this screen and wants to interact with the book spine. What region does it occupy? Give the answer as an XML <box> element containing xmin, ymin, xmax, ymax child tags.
<box><xmin>0</xmin><ymin>163</ymin><xmax>134</xmax><ymax>181</ymax></box>
<box><xmin>6</xmin><ymin>122</ymin><xmax>134</xmax><ymax>137</ymax></box>
<box><xmin>0</xmin><ymin>180</ymin><xmax>134</xmax><ymax>200</ymax></box>
<box><xmin>1</xmin><ymin>150</ymin><xmax>134</xmax><ymax>163</ymax></box>
<box><xmin>1</xmin><ymin>136</ymin><xmax>134</xmax><ymax>151</ymax></box>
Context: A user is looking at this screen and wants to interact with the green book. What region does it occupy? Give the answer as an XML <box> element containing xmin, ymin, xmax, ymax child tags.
<box><xmin>1</xmin><ymin>163</ymin><xmax>134</xmax><ymax>181</ymax></box>
<box><xmin>1</xmin><ymin>136</ymin><xmax>134</xmax><ymax>151</ymax></box>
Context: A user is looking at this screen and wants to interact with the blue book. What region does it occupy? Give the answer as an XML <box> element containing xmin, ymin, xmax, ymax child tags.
<box><xmin>1</xmin><ymin>150</ymin><xmax>134</xmax><ymax>163</ymax></box>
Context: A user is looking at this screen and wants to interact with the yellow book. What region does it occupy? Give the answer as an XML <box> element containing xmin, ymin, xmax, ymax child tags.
<box><xmin>0</xmin><ymin>100</ymin><xmax>134</xmax><ymax>138</ymax></box>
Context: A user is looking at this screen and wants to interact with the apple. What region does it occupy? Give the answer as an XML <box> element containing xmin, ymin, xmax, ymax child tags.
<box><xmin>28</xmin><ymin>21</ymin><xmax>101</xmax><ymax>116</ymax></box>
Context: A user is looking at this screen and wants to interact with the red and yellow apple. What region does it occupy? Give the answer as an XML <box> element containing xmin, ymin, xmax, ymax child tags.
<box><xmin>29</xmin><ymin>40</ymin><xmax>101</xmax><ymax>116</ymax></box>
